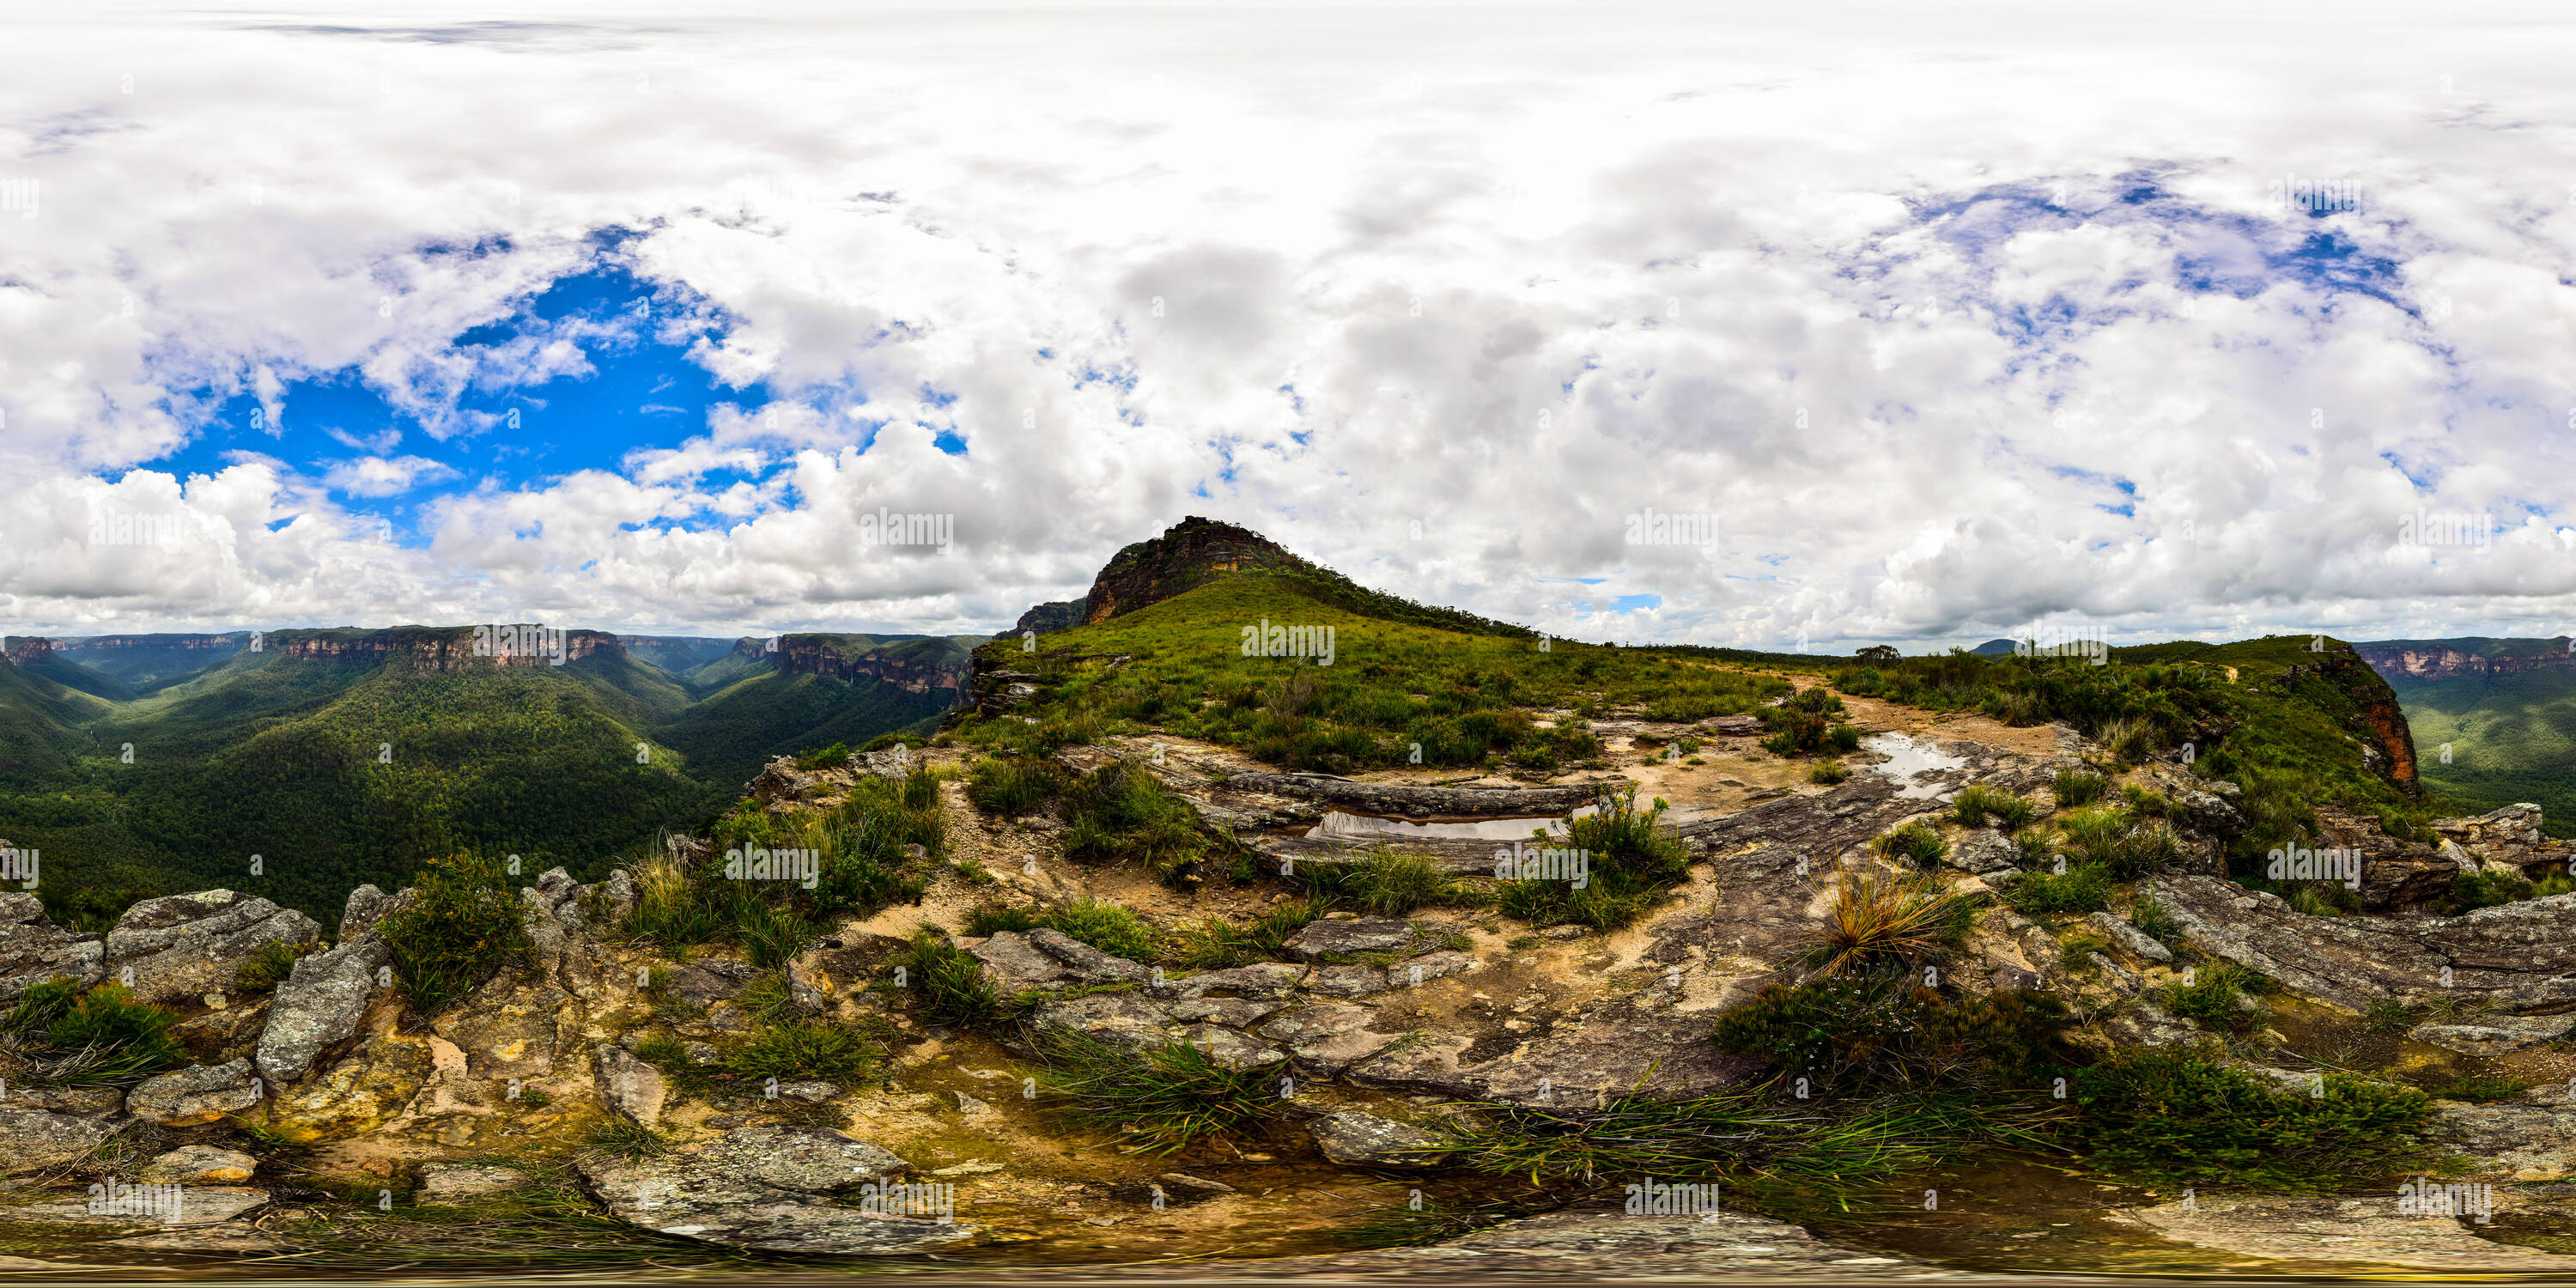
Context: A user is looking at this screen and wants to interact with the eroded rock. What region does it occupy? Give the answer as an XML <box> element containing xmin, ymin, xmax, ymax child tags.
<box><xmin>577</xmin><ymin>1126</ymin><xmax>971</xmax><ymax>1254</ymax></box>
<box><xmin>1309</xmin><ymin>1110</ymin><xmax>1446</xmax><ymax>1166</ymax></box>
<box><xmin>127</xmin><ymin>1059</ymin><xmax>259</xmax><ymax>1127</ymax></box>
<box><xmin>255</xmin><ymin>938</ymin><xmax>390</xmax><ymax>1084</ymax></box>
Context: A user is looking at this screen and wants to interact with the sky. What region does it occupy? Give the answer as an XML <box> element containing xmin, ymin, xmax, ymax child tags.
<box><xmin>3</xmin><ymin>0</ymin><xmax>2576</xmax><ymax>652</ymax></box>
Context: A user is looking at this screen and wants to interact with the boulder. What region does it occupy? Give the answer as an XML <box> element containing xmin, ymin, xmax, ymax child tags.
<box><xmin>1304</xmin><ymin>964</ymin><xmax>1391</xmax><ymax>999</ymax></box>
<box><xmin>1167</xmin><ymin>996</ymin><xmax>1285</xmax><ymax>1028</ymax></box>
<box><xmin>138</xmin><ymin>1145</ymin><xmax>257</xmax><ymax>1184</ymax></box>
<box><xmin>1170</xmin><ymin>963</ymin><xmax>1305</xmax><ymax>999</ymax></box>
<box><xmin>0</xmin><ymin>892</ymin><xmax>105</xmax><ymax>1003</ymax></box>
<box><xmin>2</xmin><ymin>1084</ymin><xmax>123</xmax><ymax>1115</ymax></box>
<box><xmin>0</xmin><ymin>1110</ymin><xmax>116</xmax><ymax>1175</ymax></box>
<box><xmin>3</xmin><ymin>1186</ymin><xmax>270</xmax><ymax>1228</ymax></box>
<box><xmin>1183</xmin><ymin>1024</ymin><xmax>1288</xmax><ymax>1072</ymax></box>
<box><xmin>1024</xmin><ymin>991</ymin><xmax>1178</xmax><ymax>1054</ymax></box>
<box><xmin>595</xmin><ymin>1043</ymin><xmax>668</xmax><ymax>1127</ymax></box>
<box><xmin>1282</xmin><ymin>917</ymin><xmax>1413</xmax><ymax>960</ymax></box>
<box><xmin>254</xmin><ymin>937</ymin><xmax>389</xmax><ymax>1084</ymax></box>
<box><xmin>1022</xmin><ymin>928</ymin><xmax>1154</xmax><ymax>986</ymax></box>
<box><xmin>1309</xmin><ymin>1111</ymin><xmax>1448</xmax><ymax>1166</ymax></box>
<box><xmin>2436</xmin><ymin>1103</ymin><xmax>2576</xmax><ymax>1181</ymax></box>
<box><xmin>1385</xmin><ymin>950</ymin><xmax>1478</xmax><ymax>989</ymax></box>
<box><xmin>577</xmin><ymin>1126</ymin><xmax>970</xmax><ymax>1254</ymax></box>
<box><xmin>2086</xmin><ymin>911</ymin><xmax>2174</xmax><ymax>963</ymax></box>
<box><xmin>102</xmin><ymin>891</ymin><xmax>321</xmax><ymax>1007</ymax></box>
<box><xmin>128</xmin><ymin>1059</ymin><xmax>260</xmax><ymax>1127</ymax></box>
<box><xmin>1948</xmin><ymin>829</ymin><xmax>2021</xmax><ymax>875</ymax></box>
<box><xmin>418</xmin><ymin>1163</ymin><xmax>532</xmax><ymax>1203</ymax></box>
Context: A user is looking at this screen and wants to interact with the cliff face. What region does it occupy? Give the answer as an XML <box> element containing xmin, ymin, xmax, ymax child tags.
<box><xmin>1080</xmin><ymin>516</ymin><xmax>1312</xmax><ymax>624</ymax></box>
<box><xmin>1004</xmin><ymin>599</ymin><xmax>1088</xmax><ymax>638</ymax></box>
<box><xmin>2357</xmin><ymin>640</ymin><xmax>2576</xmax><ymax>680</ymax></box>
<box><xmin>273</xmin><ymin>628</ymin><xmax>616</xmax><ymax>671</ymax></box>
<box><xmin>1</xmin><ymin>637</ymin><xmax>55</xmax><ymax>667</ymax></box>
<box><xmin>2281</xmin><ymin>653</ymin><xmax>2422</xmax><ymax>795</ymax></box>
<box><xmin>746</xmin><ymin>635</ymin><xmax>970</xmax><ymax>702</ymax></box>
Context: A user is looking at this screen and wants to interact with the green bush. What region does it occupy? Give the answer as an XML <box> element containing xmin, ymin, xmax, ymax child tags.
<box><xmin>379</xmin><ymin>853</ymin><xmax>534</xmax><ymax>1015</ymax></box>
<box><xmin>793</xmin><ymin>742</ymin><xmax>852</xmax><ymax>770</ymax></box>
<box><xmin>895</xmin><ymin>924</ymin><xmax>1005</xmax><ymax>1028</ymax></box>
<box><xmin>1871</xmin><ymin>822</ymin><xmax>1947</xmax><ymax>867</ymax></box>
<box><xmin>2000</xmin><ymin>862</ymin><xmax>2114</xmax><ymax>916</ymax></box>
<box><xmin>2129</xmin><ymin>893</ymin><xmax>2180</xmax><ymax>944</ymax></box>
<box><xmin>1807</xmin><ymin>759</ymin><xmax>1851</xmax><ymax>786</ymax></box>
<box><xmin>234</xmin><ymin>939</ymin><xmax>307</xmax><ymax>994</ymax></box>
<box><xmin>1951</xmin><ymin>784</ymin><xmax>2036</xmax><ymax>832</ymax></box>
<box><xmin>1170</xmin><ymin>899</ymin><xmax>1325</xmax><ymax>969</ymax></box>
<box><xmin>2162</xmin><ymin>962</ymin><xmax>2263</xmax><ymax>1034</ymax></box>
<box><xmin>1713</xmin><ymin>978</ymin><xmax>2070</xmax><ymax>1095</ymax></box>
<box><xmin>1497</xmin><ymin>787</ymin><xmax>1688</xmax><ymax>932</ymax></box>
<box><xmin>2068</xmin><ymin>1046</ymin><xmax>2433</xmax><ymax>1190</ymax></box>
<box><xmin>2421</xmin><ymin>1076</ymin><xmax>2528</xmax><ymax>1103</ymax></box>
<box><xmin>729</xmin><ymin>1018</ymin><xmax>884</xmax><ymax>1084</ymax></box>
<box><xmin>1342</xmin><ymin>848</ymin><xmax>1470</xmax><ymax>917</ymax></box>
<box><xmin>1061</xmin><ymin>762</ymin><xmax>1213</xmax><ymax>881</ymax></box>
<box><xmin>1035</xmin><ymin>896</ymin><xmax>1158</xmax><ymax>962</ymax></box>
<box><xmin>967</xmin><ymin>756</ymin><xmax>1066</xmax><ymax>816</ymax></box>
<box><xmin>5</xmin><ymin>979</ymin><xmax>185</xmax><ymax>1081</ymax></box>
<box><xmin>2052</xmin><ymin>768</ymin><xmax>2110</xmax><ymax>808</ymax></box>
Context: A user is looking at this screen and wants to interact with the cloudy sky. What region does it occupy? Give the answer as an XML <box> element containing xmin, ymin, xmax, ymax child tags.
<box><xmin>4</xmin><ymin>0</ymin><xmax>2574</xmax><ymax>651</ymax></box>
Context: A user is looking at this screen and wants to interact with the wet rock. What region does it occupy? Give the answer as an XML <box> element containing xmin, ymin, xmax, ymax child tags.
<box><xmin>2436</xmin><ymin>1103</ymin><xmax>2576</xmax><ymax>1181</ymax></box>
<box><xmin>138</xmin><ymin>1145</ymin><xmax>256</xmax><ymax>1185</ymax></box>
<box><xmin>1949</xmin><ymin>829</ymin><xmax>2020</xmax><ymax>875</ymax></box>
<box><xmin>1183</xmin><ymin>1024</ymin><xmax>1288</xmax><ymax>1072</ymax></box>
<box><xmin>0</xmin><ymin>894</ymin><xmax>105</xmax><ymax>1003</ymax></box>
<box><xmin>965</xmin><ymin>932</ymin><xmax>1072</xmax><ymax>992</ymax></box>
<box><xmin>2110</xmin><ymin>1192</ymin><xmax>2573</xmax><ymax>1270</ymax></box>
<box><xmin>254</xmin><ymin>937</ymin><xmax>390</xmax><ymax>1084</ymax></box>
<box><xmin>1207</xmin><ymin>1203</ymin><xmax>1938</xmax><ymax>1277</ymax></box>
<box><xmin>1282</xmin><ymin>918</ymin><xmax>1413</xmax><ymax>960</ymax></box>
<box><xmin>0</xmin><ymin>1111</ymin><xmax>115</xmax><ymax>1175</ymax></box>
<box><xmin>595</xmin><ymin>1043</ymin><xmax>667</xmax><ymax>1127</ymax></box>
<box><xmin>417</xmin><ymin>1163</ymin><xmax>531</xmax><ymax>1202</ymax></box>
<box><xmin>2411</xmin><ymin>1016</ymin><xmax>2576</xmax><ymax>1056</ymax></box>
<box><xmin>1112</xmin><ymin>1171</ymin><xmax>1236</xmax><ymax>1206</ymax></box>
<box><xmin>127</xmin><ymin>1059</ymin><xmax>259</xmax><ymax>1127</ymax></box>
<box><xmin>578</xmin><ymin>1126</ymin><xmax>970</xmax><ymax>1254</ymax></box>
<box><xmin>103</xmin><ymin>891</ymin><xmax>322</xmax><ymax>1008</ymax></box>
<box><xmin>1223</xmin><ymin>773</ymin><xmax>1611</xmax><ymax>818</ymax></box>
<box><xmin>2087</xmin><ymin>910</ymin><xmax>2174</xmax><ymax>963</ymax></box>
<box><xmin>1309</xmin><ymin>1111</ymin><xmax>1447</xmax><ymax>1166</ymax></box>
<box><xmin>1258</xmin><ymin>1003</ymin><xmax>1397</xmax><ymax>1078</ymax></box>
<box><xmin>950</xmin><ymin>1091</ymin><xmax>994</xmax><ymax>1115</ymax></box>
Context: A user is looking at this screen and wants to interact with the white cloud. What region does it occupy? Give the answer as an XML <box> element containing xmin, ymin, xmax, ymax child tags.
<box><xmin>2</xmin><ymin>1</ymin><xmax>2574</xmax><ymax>647</ymax></box>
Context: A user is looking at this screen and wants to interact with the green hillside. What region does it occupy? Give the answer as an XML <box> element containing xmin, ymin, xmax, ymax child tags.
<box><xmin>2360</xmin><ymin>648</ymin><xmax>2576</xmax><ymax>839</ymax></box>
<box><xmin>0</xmin><ymin>631</ymin><xmax>967</xmax><ymax>926</ymax></box>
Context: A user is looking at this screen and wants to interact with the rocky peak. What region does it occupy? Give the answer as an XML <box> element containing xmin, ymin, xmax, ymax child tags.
<box><xmin>1079</xmin><ymin>516</ymin><xmax>1314</xmax><ymax>624</ymax></box>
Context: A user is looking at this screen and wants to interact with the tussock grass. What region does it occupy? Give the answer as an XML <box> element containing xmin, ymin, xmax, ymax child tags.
<box><xmin>1496</xmin><ymin>787</ymin><xmax>1689</xmax><ymax>932</ymax></box>
<box><xmin>1870</xmin><ymin>822</ymin><xmax>1946</xmax><ymax>867</ymax></box>
<box><xmin>380</xmin><ymin>852</ymin><xmax>533</xmax><ymax>1015</ymax></box>
<box><xmin>2050</xmin><ymin>767</ymin><xmax>2110</xmax><ymax>808</ymax></box>
<box><xmin>2069</xmin><ymin>1045</ymin><xmax>2434</xmax><ymax>1191</ymax></box>
<box><xmin>1804</xmin><ymin>866</ymin><xmax>1976</xmax><ymax>979</ymax></box>
<box><xmin>1030</xmin><ymin>1030</ymin><xmax>1286</xmax><ymax>1155</ymax></box>
<box><xmin>234</xmin><ymin>939</ymin><xmax>307</xmax><ymax>993</ymax></box>
<box><xmin>967</xmin><ymin>755</ymin><xmax>1066</xmax><ymax>816</ymax></box>
<box><xmin>1950</xmin><ymin>784</ymin><xmax>2036</xmax><ymax>832</ymax></box>
<box><xmin>895</xmin><ymin>924</ymin><xmax>1006</xmax><ymax>1028</ymax></box>
<box><xmin>1061</xmin><ymin>762</ymin><xmax>1217</xmax><ymax>882</ymax></box>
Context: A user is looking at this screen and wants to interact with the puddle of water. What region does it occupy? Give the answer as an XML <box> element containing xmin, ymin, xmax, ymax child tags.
<box><xmin>1861</xmin><ymin>733</ymin><xmax>1969</xmax><ymax>800</ymax></box>
<box><xmin>1307</xmin><ymin>807</ymin><xmax>1592</xmax><ymax>842</ymax></box>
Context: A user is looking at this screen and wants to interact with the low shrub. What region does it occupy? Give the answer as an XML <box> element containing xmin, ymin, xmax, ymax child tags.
<box><xmin>2162</xmin><ymin>962</ymin><xmax>2264</xmax><ymax>1034</ymax></box>
<box><xmin>2051</xmin><ymin>767</ymin><xmax>2110</xmax><ymax>808</ymax></box>
<box><xmin>1807</xmin><ymin>759</ymin><xmax>1852</xmax><ymax>786</ymax></box>
<box><xmin>967</xmin><ymin>756</ymin><xmax>1066</xmax><ymax>817</ymax></box>
<box><xmin>729</xmin><ymin>1019</ymin><xmax>883</xmax><ymax>1084</ymax></box>
<box><xmin>895</xmin><ymin>924</ymin><xmax>1006</xmax><ymax>1029</ymax></box>
<box><xmin>1713</xmin><ymin>978</ymin><xmax>2071</xmax><ymax>1094</ymax></box>
<box><xmin>379</xmin><ymin>853</ymin><xmax>533</xmax><ymax>1015</ymax></box>
<box><xmin>5</xmin><ymin>978</ymin><xmax>185</xmax><ymax>1081</ymax></box>
<box><xmin>1871</xmin><ymin>822</ymin><xmax>1947</xmax><ymax>867</ymax></box>
<box><xmin>234</xmin><ymin>939</ymin><xmax>307</xmax><ymax>994</ymax></box>
<box><xmin>1342</xmin><ymin>847</ymin><xmax>1472</xmax><ymax>917</ymax></box>
<box><xmin>1496</xmin><ymin>788</ymin><xmax>1689</xmax><ymax>933</ymax></box>
<box><xmin>1169</xmin><ymin>899</ymin><xmax>1324</xmax><ymax>969</ymax></box>
<box><xmin>1033</xmin><ymin>896</ymin><xmax>1158</xmax><ymax>962</ymax></box>
<box><xmin>1951</xmin><ymin>784</ymin><xmax>2037</xmax><ymax>832</ymax></box>
<box><xmin>2068</xmin><ymin>1046</ymin><xmax>2434</xmax><ymax>1190</ymax></box>
<box><xmin>1061</xmin><ymin>762</ymin><xmax>1214</xmax><ymax>881</ymax></box>
<box><xmin>1999</xmin><ymin>861</ymin><xmax>2114</xmax><ymax>916</ymax></box>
